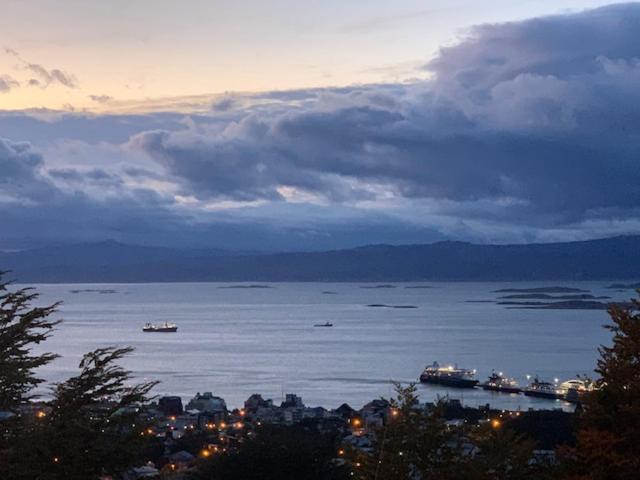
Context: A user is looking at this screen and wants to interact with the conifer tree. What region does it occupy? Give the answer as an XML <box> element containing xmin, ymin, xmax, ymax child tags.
<box><xmin>0</xmin><ymin>275</ymin><xmax>160</xmax><ymax>479</ymax></box>
<box><xmin>348</xmin><ymin>383</ymin><xmax>548</xmax><ymax>480</ymax></box>
<box><xmin>349</xmin><ymin>384</ymin><xmax>467</xmax><ymax>480</ymax></box>
<box><xmin>10</xmin><ymin>347</ymin><xmax>159</xmax><ymax>480</ymax></box>
<box><xmin>562</xmin><ymin>295</ymin><xmax>640</xmax><ymax>480</ymax></box>
<box><xmin>0</xmin><ymin>274</ymin><xmax>60</xmax><ymax>411</ymax></box>
<box><xmin>466</xmin><ymin>424</ymin><xmax>540</xmax><ymax>480</ymax></box>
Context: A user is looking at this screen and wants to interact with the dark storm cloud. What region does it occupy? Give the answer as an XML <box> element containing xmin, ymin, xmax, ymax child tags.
<box><xmin>2</xmin><ymin>3</ymin><xmax>640</xmax><ymax>250</ymax></box>
<box><xmin>0</xmin><ymin>111</ymin><xmax>188</xmax><ymax>144</ymax></box>
<box><xmin>128</xmin><ymin>3</ymin><xmax>640</xmax><ymax>227</ymax></box>
<box><xmin>429</xmin><ymin>2</ymin><xmax>640</xmax><ymax>86</ymax></box>
<box><xmin>0</xmin><ymin>137</ymin><xmax>58</xmax><ymax>203</ymax></box>
<box><xmin>48</xmin><ymin>167</ymin><xmax>123</xmax><ymax>186</ymax></box>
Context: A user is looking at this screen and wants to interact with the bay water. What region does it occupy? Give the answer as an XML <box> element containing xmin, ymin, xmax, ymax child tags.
<box><xmin>28</xmin><ymin>281</ymin><xmax>628</xmax><ymax>411</ymax></box>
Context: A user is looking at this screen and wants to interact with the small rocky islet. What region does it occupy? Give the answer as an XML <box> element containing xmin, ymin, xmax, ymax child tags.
<box><xmin>481</xmin><ymin>286</ymin><xmax>631</xmax><ymax>310</ymax></box>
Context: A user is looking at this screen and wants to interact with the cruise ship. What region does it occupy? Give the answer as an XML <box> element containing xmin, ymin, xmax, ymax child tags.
<box><xmin>558</xmin><ymin>378</ymin><xmax>595</xmax><ymax>403</ymax></box>
<box><xmin>523</xmin><ymin>376</ymin><xmax>561</xmax><ymax>399</ymax></box>
<box><xmin>142</xmin><ymin>322</ymin><xmax>178</xmax><ymax>333</ymax></box>
<box><xmin>480</xmin><ymin>371</ymin><xmax>522</xmax><ymax>394</ymax></box>
<box><xmin>419</xmin><ymin>362</ymin><xmax>478</xmax><ymax>388</ymax></box>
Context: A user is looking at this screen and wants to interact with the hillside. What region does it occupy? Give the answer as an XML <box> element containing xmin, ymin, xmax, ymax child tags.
<box><xmin>2</xmin><ymin>236</ymin><xmax>640</xmax><ymax>283</ymax></box>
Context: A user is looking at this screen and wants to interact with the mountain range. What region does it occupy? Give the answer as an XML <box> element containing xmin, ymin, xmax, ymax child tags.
<box><xmin>2</xmin><ymin>236</ymin><xmax>640</xmax><ymax>283</ymax></box>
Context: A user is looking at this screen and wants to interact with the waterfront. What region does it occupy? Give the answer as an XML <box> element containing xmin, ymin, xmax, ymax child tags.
<box><xmin>29</xmin><ymin>281</ymin><xmax>628</xmax><ymax>411</ymax></box>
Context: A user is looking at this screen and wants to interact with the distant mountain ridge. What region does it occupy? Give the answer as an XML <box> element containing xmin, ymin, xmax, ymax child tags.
<box><xmin>2</xmin><ymin>236</ymin><xmax>640</xmax><ymax>283</ymax></box>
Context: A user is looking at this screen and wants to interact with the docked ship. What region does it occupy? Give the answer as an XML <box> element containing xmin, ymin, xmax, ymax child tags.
<box><xmin>558</xmin><ymin>377</ymin><xmax>595</xmax><ymax>403</ymax></box>
<box><xmin>480</xmin><ymin>371</ymin><xmax>522</xmax><ymax>394</ymax></box>
<box><xmin>142</xmin><ymin>322</ymin><xmax>178</xmax><ymax>333</ymax></box>
<box><xmin>523</xmin><ymin>376</ymin><xmax>561</xmax><ymax>399</ymax></box>
<box><xmin>419</xmin><ymin>362</ymin><xmax>478</xmax><ymax>388</ymax></box>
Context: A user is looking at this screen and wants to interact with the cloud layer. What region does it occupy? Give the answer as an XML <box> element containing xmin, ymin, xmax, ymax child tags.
<box><xmin>1</xmin><ymin>3</ymin><xmax>640</xmax><ymax>250</ymax></box>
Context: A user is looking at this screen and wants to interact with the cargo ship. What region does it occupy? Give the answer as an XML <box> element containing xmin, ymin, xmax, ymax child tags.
<box><xmin>142</xmin><ymin>322</ymin><xmax>178</xmax><ymax>332</ymax></box>
<box><xmin>523</xmin><ymin>376</ymin><xmax>561</xmax><ymax>399</ymax></box>
<box><xmin>480</xmin><ymin>371</ymin><xmax>522</xmax><ymax>394</ymax></box>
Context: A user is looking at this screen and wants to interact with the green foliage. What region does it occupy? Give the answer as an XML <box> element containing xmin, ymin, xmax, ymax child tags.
<box><xmin>192</xmin><ymin>424</ymin><xmax>348</xmax><ymax>480</ymax></box>
<box><xmin>0</xmin><ymin>278</ymin><xmax>161</xmax><ymax>479</ymax></box>
<box><xmin>348</xmin><ymin>383</ymin><xmax>544</xmax><ymax>480</ymax></box>
<box><xmin>560</xmin><ymin>294</ymin><xmax>640</xmax><ymax>480</ymax></box>
<box><xmin>53</xmin><ymin>346</ymin><xmax>157</xmax><ymax>413</ymax></box>
<box><xmin>0</xmin><ymin>275</ymin><xmax>60</xmax><ymax>411</ymax></box>
<box><xmin>466</xmin><ymin>425</ymin><xmax>543</xmax><ymax>480</ymax></box>
<box><xmin>4</xmin><ymin>344</ymin><xmax>159</xmax><ymax>479</ymax></box>
<box><xmin>349</xmin><ymin>384</ymin><xmax>467</xmax><ymax>480</ymax></box>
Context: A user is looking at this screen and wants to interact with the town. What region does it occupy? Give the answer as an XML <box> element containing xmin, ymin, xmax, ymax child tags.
<box><xmin>6</xmin><ymin>388</ymin><xmax>573</xmax><ymax>479</ymax></box>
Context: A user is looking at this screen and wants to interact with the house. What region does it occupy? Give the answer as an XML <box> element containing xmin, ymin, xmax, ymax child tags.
<box><xmin>186</xmin><ymin>392</ymin><xmax>227</xmax><ymax>414</ymax></box>
<box><xmin>244</xmin><ymin>393</ymin><xmax>272</xmax><ymax>412</ymax></box>
<box><xmin>158</xmin><ymin>396</ymin><xmax>183</xmax><ymax>416</ymax></box>
<box><xmin>281</xmin><ymin>393</ymin><xmax>304</xmax><ymax>408</ymax></box>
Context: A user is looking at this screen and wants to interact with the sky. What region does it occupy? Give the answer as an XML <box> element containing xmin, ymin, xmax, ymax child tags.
<box><xmin>1</xmin><ymin>1</ymin><xmax>639</xmax><ymax>251</ymax></box>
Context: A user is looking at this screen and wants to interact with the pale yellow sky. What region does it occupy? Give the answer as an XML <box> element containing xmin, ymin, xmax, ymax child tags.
<box><xmin>0</xmin><ymin>0</ymin><xmax>614</xmax><ymax>112</ymax></box>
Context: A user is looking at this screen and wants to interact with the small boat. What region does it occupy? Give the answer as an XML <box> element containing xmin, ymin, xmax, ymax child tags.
<box><xmin>481</xmin><ymin>371</ymin><xmax>522</xmax><ymax>394</ymax></box>
<box><xmin>143</xmin><ymin>322</ymin><xmax>178</xmax><ymax>333</ymax></box>
<box><xmin>523</xmin><ymin>376</ymin><xmax>561</xmax><ymax>399</ymax></box>
<box><xmin>314</xmin><ymin>322</ymin><xmax>333</xmax><ymax>327</ymax></box>
<box><xmin>419</xmin><ymin>362</ymin><xmax>478</xmax><ymax>388</ymax></box>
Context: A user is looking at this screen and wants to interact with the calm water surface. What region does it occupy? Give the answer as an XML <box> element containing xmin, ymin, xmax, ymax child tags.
<box><xmin>28</xmin><ymin>282</ymin><xmax>628</xmax><ymax>411</ymax></box>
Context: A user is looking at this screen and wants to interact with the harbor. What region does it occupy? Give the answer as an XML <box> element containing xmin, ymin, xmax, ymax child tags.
<box><xmin>419</xmin><ymin>362</ymin><xmax>594</xmax><ymax>405</ymax></box>
<box><xmin>29</xmin><ymin>281</ymin><xmax>614</xmax><ymax>412</ymax></box>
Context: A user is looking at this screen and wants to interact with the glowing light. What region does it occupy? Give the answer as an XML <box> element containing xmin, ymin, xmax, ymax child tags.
<box><xmin>36</xmin><ymin>411</ymin><xmax>46</xmax><ymax>419</ymax></box>
<box><xmin>338</xmin><ymin>449</ymin><xmax>345</xmax><ymax>456</ymax></box>
<box><xmin>351</xmin><ymin>418</ymin><xmax>361</xmax><ymax>427</ymax></box>
<box><xmin>491</xmin><ymin>419</ymin><xmax>501</xmax><ymax>429</ymax></box>
<box><xmin>200</xmin><ymin>449</ymin><xmax>212</xmax><ymax>458</ymax></box>
<box><xmin>53</xmin><ymin>457</ymin><xmax>59</xmax><ymax>463</ymax></box>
